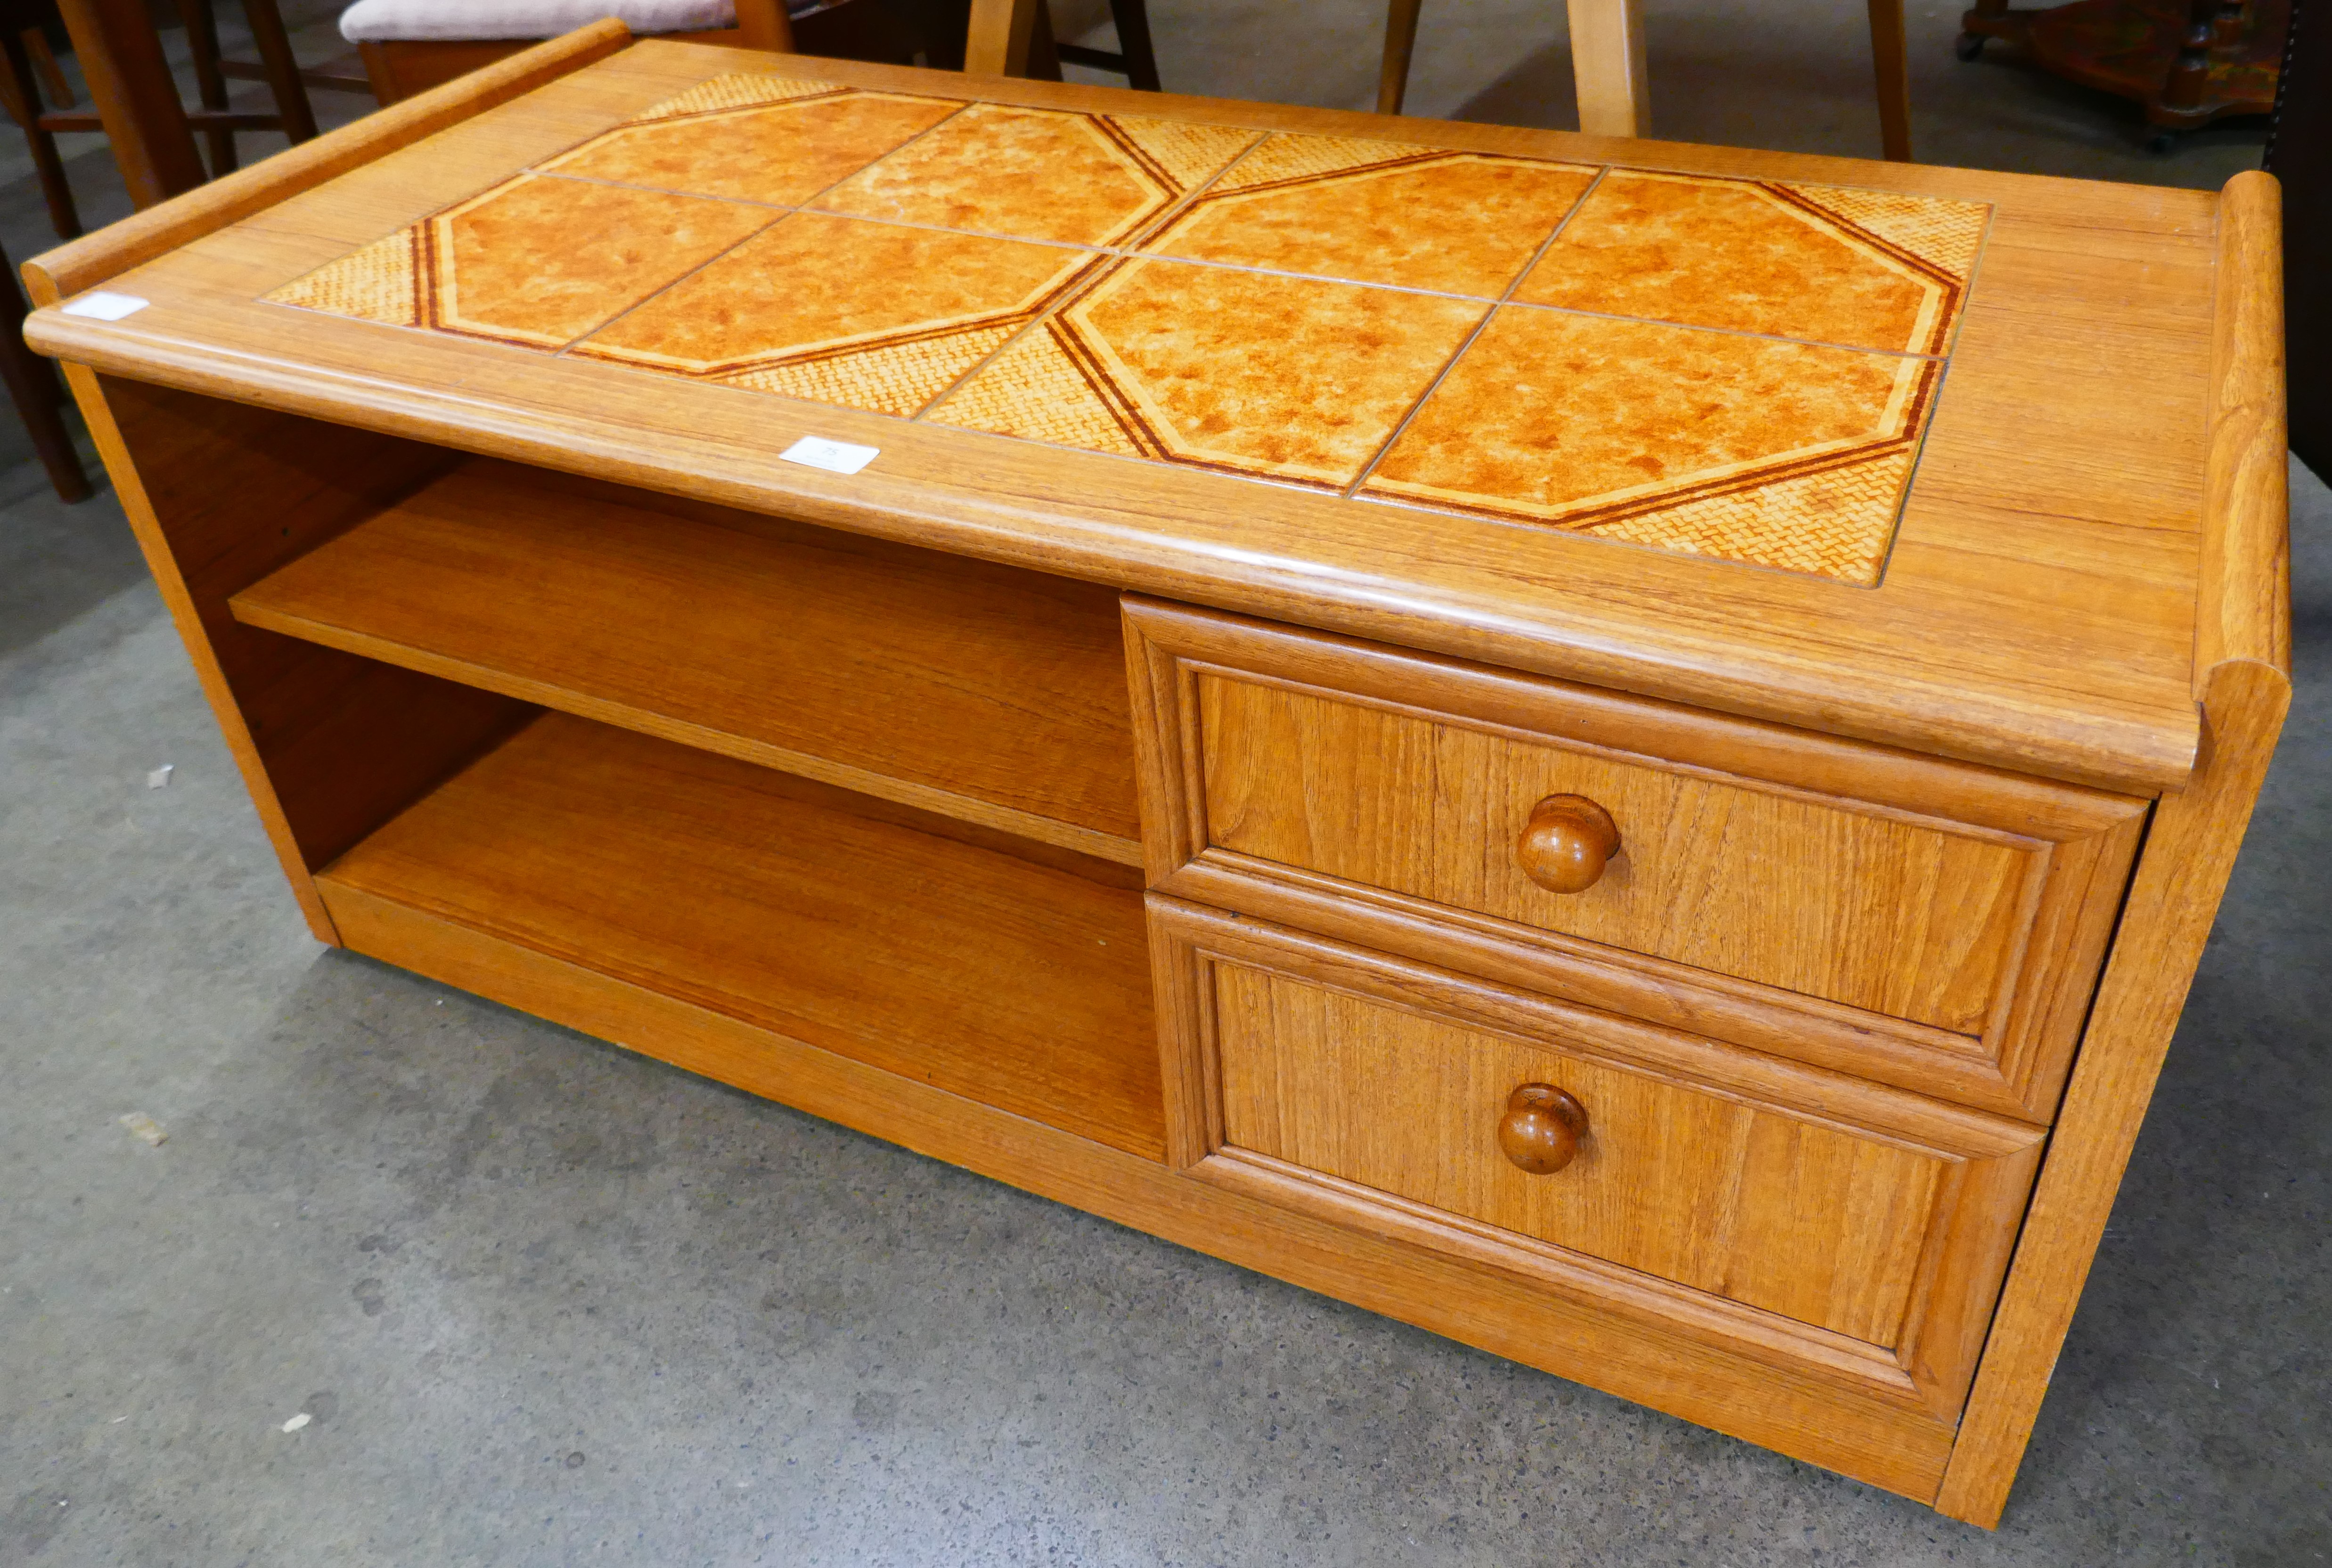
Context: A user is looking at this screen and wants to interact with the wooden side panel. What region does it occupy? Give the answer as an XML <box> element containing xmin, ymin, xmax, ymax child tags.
<box><xmin>1212</xmin><ymin>964</ymin><xmax>1942</xmax><ymax>1347</ymax></box>
<box><xmin>230</xmin><ymin>459</ymin><xmax>1143</xmax><ymax>857</ymax></box>
<box><xmin>320</xmin><ymin>877</ymin><xmax>1964</xmax><ymax>1501</ymax></box>
<box><xmin>73</xmin><ymin>374</ymin><xmax>532</xmax><ymax>939</ymax></box>
<box><xmin>1199</xmin><ymin>671</ymin><xmax>2030</xmax><ymax>1034</ymax></box>
<box><xmin>1937</xmin><ymin>172</ymin><xmax>2293</xmax><ymax>1527</ymax></box>
<box><xmin>317</xmin><ymin>712</ymin><xmax>1167</xmax><ymax>1159</ymax></box>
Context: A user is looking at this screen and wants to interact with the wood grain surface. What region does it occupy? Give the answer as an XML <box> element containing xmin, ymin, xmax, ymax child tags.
<box><xmin>1127</xmin><ymin>597</ymin><xmax>2145</xmax><ymax>1119</ymax></box>
<box><xmin>320</xmin><ymin>871</ymin><xmax>1969</xmax><ymax>1502</ymax></box>
<box><xmin>22</xmin><ymin>41</ymin><xmax>2222</xmax><ymax>796</ymax></box>
<box><xmin>317</xmin><ymin>712</ymin><xmax>1165</xmax><ymax>1158</ymax></box>
<box><xmin>232</xmin><ymin>457</ymin><xmax>1143</xmax><ymax>859</ymax></box>
<box><xmin>1934</xmin><ymin>170</ymin><xmax>2292</xmax><ymax>1529</ymax></box>
<box><xmin>1151</xmin><ymin>899</ymin><xmax>2046</xmax><ymax>1421</ymax></box>
<box><xmin>70</xmin><ymin>374</ymin><xmax>532</xmax><ymax>941</ymax></box>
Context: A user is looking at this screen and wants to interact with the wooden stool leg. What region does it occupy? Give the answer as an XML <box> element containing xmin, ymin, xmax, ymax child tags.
<box><xmin>1567</xmin><ymin>0</ymin><xmax>1650</xmax><ymax>137</ymax></box>
<box><xmin>240</xmin><ymin>0</ymin><xmax>317</xmax><ymax>141</ymax></box>
<box><xmin>1380</xmin><ymin>0</ymin><xmax>1424</xmax><ymax>114</ymax></box>
<box><xmin>170</xmin><ymin>0</ymin><xmax>237</xmax><ymax>176</ymax></box>
<box><xmin>0</xmin><ymin>28</ymin><xmax>79</xmax><ymax>237</ymax></box>
<box><xmin>55</xmin><ymin>0</ymin><xmax>208</xmax><ymax>207</ymax></box>
<box><xmin>965</xmin><ymin>0</ymin><xmax>1042</xmax><ymax>74</ymax></box>
<box><xmin>1026</xmin><ymin>0</ymin><xmax>1063</xmax><ymax>78</ymax></box>
<box><xmin>1867</xmin><ymin>0</ymin><xmax>1912</xmax><ymax>160</ymax></box>
<box><xmin>1106</xmin><ymin>0</ymin><xmax>1159</xmax><ymax>90</ymax></box>
<box><xmin>0</xmin><ymin>242</ymin><xmax>90</xmax><ymax>503</ymax></box>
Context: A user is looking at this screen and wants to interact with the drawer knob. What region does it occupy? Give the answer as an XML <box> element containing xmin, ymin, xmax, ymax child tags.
<box><xmin>1498</xmin><ymin>1084</ymin><xmax>1588</xmax><ymax>1175</ymax></box>
<box><xmin>1516</xmin><ymin>794</ymin><xmax>1620</xmax><ymax>894</ymax></box>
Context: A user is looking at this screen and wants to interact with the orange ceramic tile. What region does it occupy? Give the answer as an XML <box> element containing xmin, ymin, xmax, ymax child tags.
<box><xmin>268</xmin><ymin>172</ymin><xmax>774</xmax><ymax>349</ymax></box>
<box><xmin>814</xmin><ymin>103</ymin><xmax>1256</xmax><ymax>247</ymax></box>
<box><xmin>1514</xmin><ymin>171</ymin><xmax>1988</xmax><ymax>356</ymax></box>
<box><xmin>1143</xmin><ymin>149</ymin><xmax>1596</xmax><ymax>297</ymax></box>
<box><xmin>572</xmin><ymin>212</ymin><xmax>1101</xmax><ymax>416</ymax></box>
<box><xmin>536</xmin><ymin>79</ymin><xmax>961</xmax><ymax>208</ymax></box>
<box><xmin>1362</xmin><ymin>307</ymin><xmax>1941</xmax><ymax>584</ymax></box>
<box><xmin>930</xmin><ymin>258</ymin><xmax>1483</xmax><ymax>489</ymax></box>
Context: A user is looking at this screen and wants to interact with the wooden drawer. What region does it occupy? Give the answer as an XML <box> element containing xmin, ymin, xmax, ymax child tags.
<box><xmin>1125</xmin><ymin>599</ymin><xmax>2147</xmax><ymax>1121</ymax></box>
<box><xmin>1151</xmin><ymin>899</ymin><xmax>2046</xmax><ymax>1417</ymax></box>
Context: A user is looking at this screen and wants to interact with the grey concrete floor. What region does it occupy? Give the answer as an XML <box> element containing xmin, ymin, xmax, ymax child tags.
<box><xmin>3</xmin><ymin>5</ymin><xmax>2327</xmax><ymax>1563</ymax></box>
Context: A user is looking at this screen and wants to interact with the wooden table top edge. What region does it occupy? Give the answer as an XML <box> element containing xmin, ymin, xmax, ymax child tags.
<box><xmin>21</xmin><ymin>27</ymin><xmax>2268</xmax><ymax>800</ymax></box>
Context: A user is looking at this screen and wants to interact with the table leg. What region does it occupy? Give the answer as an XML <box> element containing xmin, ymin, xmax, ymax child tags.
<box><xmin>1379</xmin><ymin>0</ymin><xmax>1424</xmax><ymax>114</ymax></box>
<box><xmin>0</xmin><ymin>241</ymin><xmax>90</xmax><ymax>503</ymax></box>
<box><xmin>54</xmin><ymin>0</ymin><xmax>207</xmax><ymax>208</ymax></box>
<box><xmin>1867</xmin><ymin>0</ymin><xmax>1912</xmax><ymax>159</ymax></box>
<box><xmin>1567</xmin><ymin>0</ymin><xmax>1649</xmax><ymax>138</ymax></box>
<box><xmin>168</xmin><ymin>0</ymin><xmax>236</xmax><ymax>176</ymax></box>
<box><xmin>965</xmin><ymin>0</ymin><xmax>1042</xmax><ymax>74</ymax></box>
<box><xmin>0</xmin><ymin>27</ymin><xmax>79</xmax><ymax>237</ymax></box>
<box><xmin>241</xmin><ymin>0</ymin><xmax>319</xmax><ymax>142</ymax></box>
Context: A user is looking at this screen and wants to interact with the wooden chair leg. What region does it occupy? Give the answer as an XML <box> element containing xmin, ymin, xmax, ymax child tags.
<box><xmin>1105</xmin><ymin>0</ymin><xmax>1159</xmax><ymax>90</ymax></box>
<box><xmin>1027</xmin><ymin>0</ymin><xmax>1062</xmax><ymax>80</ymax></box>
<box><xmin>964</xmin><ymin>0</ymin><xmax>1042</xmax><ymax>74</ymax></box>
<box><xmin>0</xmin><ymin>239</ymin><xmax>90</xmax><ymax>503</ymax></box>
<box><xmin>239</xmin><ymin>0</ymin><xmax>318</xmax><ymax>140</ymax></box>
<box><xmin>1566</xmin><ymin>0</ymin><xmax>1649</xmax><ymax>138</ymax></box>
<box><xmin>170</xmin><ymin>0</ymin><xmax>237</xmax><ymax>176</ymax></box>
<box><xmin>0</xmin><ymin>26</ymin><xmax>79</xmax><ymax>237</ymax></box>
<box><xmin>55</xmin><ymin>0</ymin><xmax>208</xmax><ymax>207</ymax></box>
<box><xmin>1868</xmin><ymin>0</ymin><xmax>1912</xmax><ymax>160</ymax></box>
<box><xmin>1379</xmin><ymin>0</ymin><xmax>1423</xmax><ymax>114</ymax></box>
<box><xmin>24</xmin><ymin>26</ymin><xmax>70</xmax><ymax>103</ymax></box>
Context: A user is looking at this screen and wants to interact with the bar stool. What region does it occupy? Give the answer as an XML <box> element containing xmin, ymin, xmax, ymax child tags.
<box><xmin>1374</xmin><ymin>0</ymin><xmax>1913</xmax><ymax>162</ymax></box>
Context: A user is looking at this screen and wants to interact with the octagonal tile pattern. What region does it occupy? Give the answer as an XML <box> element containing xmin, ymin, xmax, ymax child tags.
<box><xmin>264</xmin><ymin>71</ymin><xmax>1995</xmax><ymax>584</ymax></box>
<box><xmin>1513</xmin><ymin>170</ymin><xmax>1985</xmax><ymax>356</ymax></box>
<box><xmin>1138</xmin><ymin>144</ymin><xmax>1599</xmax><ymax>297</ymax></box>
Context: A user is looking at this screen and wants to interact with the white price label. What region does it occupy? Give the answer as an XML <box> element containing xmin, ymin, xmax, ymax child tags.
<box><xmin>779</xmin><ymin>435</ymin><xmax>879</xmax><ymax>475</ymax></box>
<box><xmin>61</xmin><ymin>292</ymin><xmax>149</xmax><ymax>320</ymax></box>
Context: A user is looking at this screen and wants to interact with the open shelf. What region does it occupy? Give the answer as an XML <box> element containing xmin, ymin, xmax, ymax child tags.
<box><xmin>314</xmin><ymin>712</ymin><xmax>1165</xmax><ymax>1160</ymax></box>
<box><xmin>231</xmin><ymin>459</ymin><xmax>1143</xmax><ymax>864</ymax></box>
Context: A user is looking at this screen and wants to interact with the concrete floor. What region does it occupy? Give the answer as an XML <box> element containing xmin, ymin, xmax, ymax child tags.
<box><xmin>3</xmin><ymin>5</ymin><xmax>2327</xmax><ymax>1563</ymax></box>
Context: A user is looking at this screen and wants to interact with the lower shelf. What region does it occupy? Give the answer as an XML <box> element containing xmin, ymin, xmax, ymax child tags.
<box><xmin>318</xmin><ymin>837</ymin><xmax>1961</xmax><ymax>1507</ymax></box>
<box><xmin>316</xmin><ymin>712</ymin><xmax>1164</xmax><ymax>1159</ymax></box>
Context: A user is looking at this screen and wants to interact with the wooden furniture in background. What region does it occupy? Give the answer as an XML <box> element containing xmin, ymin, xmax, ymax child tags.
<box><xmin>2266</xmin><ymin>0</ymin><xmax>2323</xmax><ymax>471</ymax></box>
<box><xmin>20</xmin><ymin>30</ymin><xmax>2288</xmax><ymax>1528</ymax></box>
<box><xmin>350</xmin><ymin>0</ymin><xmax>790</xmax><ymax>104</ymax></box>
<box><xmin>37</xmin><ymin>0</ymin><xmax>319</xmax><ymax>214</ymax></box>
<box><xmin>961</xmin><ymin>0</ymin><xmax>1158</xmax><ymax>87</ymax></box>
<box><xmin>1372</xmin><ymin>0</ymin><xmax>1912</xmax><ymax>159</ymax></box>
<box><xmin>1957</xmin><ymin>0</ymin><xmax>2286</xmax><ymax>150</ymax></box>
<box><xmin>0</xmin><ymin>232</ymin><xmax>88</xmax><ymax>499</ymax></box>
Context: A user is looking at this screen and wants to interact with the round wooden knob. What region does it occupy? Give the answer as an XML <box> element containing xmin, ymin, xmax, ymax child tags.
<box><xmin>1516</xmin><ymin>794</ymin><xmax>1620</xmax><ymax>894</ymax></box>
<box><xmin>1497</xmin><ymin>1084</ymin><xmax>1588</xmax><ymax>1175</ymax></box>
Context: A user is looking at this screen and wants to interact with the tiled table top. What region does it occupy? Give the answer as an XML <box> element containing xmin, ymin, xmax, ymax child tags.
<box><xmin>269</xmin><ymin>72</ymin><xmax>1991</xmax><ymax>587</ymax></box>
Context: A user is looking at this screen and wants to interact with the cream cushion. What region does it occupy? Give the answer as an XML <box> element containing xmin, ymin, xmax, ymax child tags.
<box><xmin>339</xmin><ymin>0</ymin><xmax>736</xmax><ymax>42</ymax></box>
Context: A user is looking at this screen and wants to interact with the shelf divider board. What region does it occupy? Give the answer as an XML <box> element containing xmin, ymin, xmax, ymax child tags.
<box><xmin>231</xmin><ymin>459</ymin><xmax>1145</xmax><ymax>865</ymax></box>
<box><xmin>315</xmin><ymin>712</ymin><xmax>1165</xmax><ymax>1160</ymax></box>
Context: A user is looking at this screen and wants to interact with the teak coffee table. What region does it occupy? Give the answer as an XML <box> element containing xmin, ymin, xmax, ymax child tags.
<box><xmin>25</xmin><ymin>23</ymin><xmax>2290</xmax><ymax>1526</ymax></box>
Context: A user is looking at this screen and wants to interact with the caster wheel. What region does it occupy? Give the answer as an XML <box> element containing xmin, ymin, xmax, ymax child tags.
<box><xmin>1955</xmin><ymin>31</ymin><xmax>1986</xmax><ymax>59</ymax></box>
<box><xmin>2145</xmin><ymin>129</ymin><xmax>2177</xmax><ymax>154</ymax></box>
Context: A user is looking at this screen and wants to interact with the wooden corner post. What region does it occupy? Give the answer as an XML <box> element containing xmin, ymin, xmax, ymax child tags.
<box><xmin>1934</xmin><ymin>170</ymin><xmax>2291</xmax><ymax>1527</ymax></box>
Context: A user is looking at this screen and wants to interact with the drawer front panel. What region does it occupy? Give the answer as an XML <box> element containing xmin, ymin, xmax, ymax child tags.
<box><xmin>1201</xmin><ymin>671</ymin><xmax>2025</xmax><ymax>1034</ymax></box>
<box><xmin>1216</xmin><ymin>962</ymin><xmax>1940</xmax><ymax>1344</ymax></box>
<box><xmin>1151</xmin><ymin>898</ymin><xmax>2048</xmax><ymax>1415</ymax></box>
<box><xmin>1127</xmin><ymin>597</ymin><xmax>2148</xmax><ymax>1119</ymax></box>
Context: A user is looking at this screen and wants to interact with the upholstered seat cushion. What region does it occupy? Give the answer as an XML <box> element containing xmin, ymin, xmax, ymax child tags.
<box><xmin>339</xmin><ymin>0</ymin><xmax>736</xmax><ymax>42</ymax></box>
